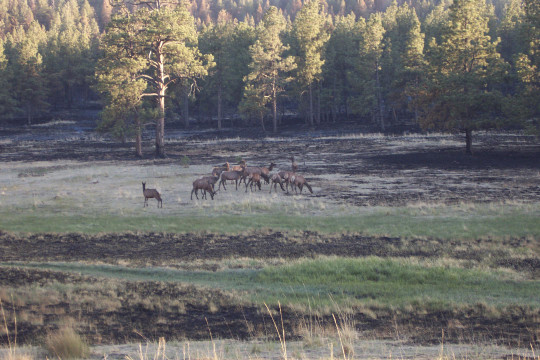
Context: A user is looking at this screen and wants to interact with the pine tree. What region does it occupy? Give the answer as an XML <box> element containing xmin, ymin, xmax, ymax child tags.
<box><xmin>321</xmin><ymin>13</ymin><xmax>357</xmax><ymax>122</ymax></box>
<box><xmin>416</xmin><ymin>0</ymin><xmax>506</xmax><ymax>154</ymax></box>
<box><xmin>5</xmin><ymin>22</ymin><xmax>49</xmax><ymax>125</ymax></box>
<box><xmin>381</xmin><ymin>2</ymin><xmax>425</xmax><ymax>124</ymax></box>
<box><xmin>291</xmin><ymin>0</ymin><xmax>330</xmax><ymax>127</ymax></box>
<box><xmin>0</xmin><ymin>39</ymin><xmax>16</xmax><ymax>119</ymax></box>
<box><xmin>349</xmin><ymin>13</ymin><xmax>386</xmax><ymax>129</ymax></box>
<box><xmin>242</xmin><ymin>6</ymin><xmax>296</xmax><ymax>132</ymax></box>
<box><xmin>514</xmin><ymin>0</ymin><xmax>539</xmax><ymax>135</ymax></box>
<box><xmin>99</xmin><ymin>0</ymin><xmax>212</xmax><ymax>157</ymax></box>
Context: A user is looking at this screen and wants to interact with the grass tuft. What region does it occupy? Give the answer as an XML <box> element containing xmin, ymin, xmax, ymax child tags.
<box><xmin>45</xmin><ymin>327</ymin><xmax>89</xmax><ymax>360</ymax></box>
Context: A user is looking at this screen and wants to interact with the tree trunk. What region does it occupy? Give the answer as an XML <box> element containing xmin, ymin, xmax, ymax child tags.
<box><xmin>272</xmin><ymin>83</ymin><xmax>277</xmax><ymax>133</ymax></box>
<box><xmin>375</xmin><ymin>61</ymin><xmax>384</xmax><ymax>131</ymax></box>
<box><xmin>217</xmin><ymin>84</ymin><xmax>222</xmax><ymax>131</ymax></box>
<box><xmin>260</xmin><ymin>112</ymin><xmax>266</xmax><ymax>132</ymax></box>
<box><xmin>316</xmin><ymin>84</ymin><xmax>321</xmax><ymax>125</ymax></box>
<box><xmin>155</xmin><ymin>50</ymin><xmax>166</xmax><ymax>158</ymax></box>
<box><xmin>308</xmin><ymin>83</ymin><xmax>314</xmax><ymax>127</ymax></box>
<box><xmin>465</xmin><ymin>128</ymin><xmax>472</xmax><ymax>155</ymax></box>
<box><xmin>27</xmin><ymin>104</ymin><xmax>32</xmax><ymax>126</ymax></box>
<box><xmin>135</xmin><ymin>113</ymin><xmax>142</xmax><ymax>158</ymax></box>
<box><xmin>184</xmin><ymin>89</ymin><xmax>189</xmax><ymax>129</ymax></box>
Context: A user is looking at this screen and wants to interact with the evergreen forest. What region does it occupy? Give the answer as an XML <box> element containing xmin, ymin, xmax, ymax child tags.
<box><xmin>0</xmin><ymin>0</ymin><xmax>538</xmax><ymax>155</ymax></box>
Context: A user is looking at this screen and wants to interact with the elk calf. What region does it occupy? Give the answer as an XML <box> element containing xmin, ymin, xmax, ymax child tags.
<box><xmin>142</xmin><ymin>182</ymin><xmax>162</xmax><ymax>208</ymax></box>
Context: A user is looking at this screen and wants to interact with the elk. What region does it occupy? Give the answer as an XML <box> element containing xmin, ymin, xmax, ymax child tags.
<box><xmin>142</xmin><ymin>182</ymin><xmax>162</xmax><ymax>208</ymax></box>
<box><xmin>218</xmin><ymin>165</ymin><xmax>246</xmax><ymax>191</ymax></box>
<box><xmin>230</xmin><ymin>160</ymin><xmax>246</xmax><ymax>171</ymax></box>
<box><xmin>290</xmin><ymin>156</ymin><xmax>298</xmax><ymax>173</ymax></box>
<box><xmin>191</xmin><ymin>177</ymin><xmax>218</xmax><ymax>200</ymax></box>
<box><xmin>269</xmin><ymin>173</ymin><xmax>286</xmax><ymax>193</ymax></box>
<box><xmin>241</xmin><ymin>166</ymin><xmax>263</xmax><ymax>184</ymax></box>
<box><xmin>292</xmin><ymin>174</ymin><xmax>313</xmax><ymax>194</ymax></box>
<box><xmin>245</xmin><ymin>173</ymin><xmax>262</xmax><ymax>192</ymax></box>
<box><xmin>259</xmin><ymin>162</ymin><xmax>276</xmax><ymax>184</ymax></box>
<box><xmin>278</xmin><ymin>170</ymin><xmax>295</xmax><ymax>193</ymax></box>
<box><xmin>212</xmin><ymin>163</ymin><xmax>230</xmax><ymax>176</ymax></box>
<box><xmin>200</xmin><ymin>173</ymin><xmax>220</xmax><ymax>191</ymax></box>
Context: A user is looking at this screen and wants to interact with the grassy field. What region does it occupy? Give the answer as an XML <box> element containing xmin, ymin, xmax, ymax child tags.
<box><xmin>0</xmin><ymin>131</ymin><xmax>539</xmax><ymax>358</ymax></box>
<box><xmin>2</xmin><ymin>208</ymin><xmax>540</xmax><ymax>238</ymax></box>
<box><xmin>8</xmin><ymin>256</ymin><xmax>539</xmax><ymax>312</ymax></box>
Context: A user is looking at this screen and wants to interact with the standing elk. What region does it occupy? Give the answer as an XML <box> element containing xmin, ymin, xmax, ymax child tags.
<box><xmin>290</xmin><ymin>156</ymin><xmax>298</xmax><ymax>173</ymax></box>
<box><xmin>246</xmin><ymin>173</ymin><xmax>262</xmax><ymax>192</ymax></box>
<box><xmin>142</xmin><ymin>182</ymin><xmax>162</xmax><ymax>208</ymax></box>
<box><xmin>219</xmin><ymin>165</ymin><xmax>246</xmax><ymax>191</ymax></box>
<box><xmin>259</xmin><ymin>162</ymin><xmax>276</xmax><ymax>184</ymax></box>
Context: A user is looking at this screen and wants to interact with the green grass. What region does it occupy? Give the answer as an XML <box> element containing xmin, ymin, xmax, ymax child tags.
<box><xmin>1</xmin><ymin>210</ymin><xmax>539</xmax><ymax>239</ymax></box>
<box><xmin>6</xmin><ymin>257</ymin><xmax>539</xmax><ymax>313</ymax></box>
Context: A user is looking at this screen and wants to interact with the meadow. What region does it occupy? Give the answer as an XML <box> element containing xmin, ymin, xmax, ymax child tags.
<box><xmin>0</xmin><ymin>123</ymin><xmax>539</xmax><ymax>359</ymax></box>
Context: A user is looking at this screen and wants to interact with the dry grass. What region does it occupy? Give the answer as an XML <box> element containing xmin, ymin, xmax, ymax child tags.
<box><xmin>1</xmin><ymin>299</ymin><xmax>35</xmax><ymax>360</ymax></box>
<box><xmin>45</xmin><ymin>326</ymin><xmax>89</xmax><ymax>360</ymax></box>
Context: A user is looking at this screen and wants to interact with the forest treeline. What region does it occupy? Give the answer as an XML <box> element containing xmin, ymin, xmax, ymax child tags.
<box><xmin>0</xmin><ymin>0</ymin><xmax>538</xmax><ymax>155</ymax></box>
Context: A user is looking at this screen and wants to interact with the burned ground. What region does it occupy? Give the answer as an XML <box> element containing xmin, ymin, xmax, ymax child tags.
<box><xmin>0</xmin><ymin>125</ymin><xmax>539</xmax><ymax>350</ymax></box>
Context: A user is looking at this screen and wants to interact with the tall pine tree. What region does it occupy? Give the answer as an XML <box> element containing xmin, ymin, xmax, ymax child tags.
<box><xmin>416</xmin><ymin>0</ymin><xmax>505</xmax><ymax>153</ymax></box>
<box><xmin>99</xmin><ymin>0</ymin><xmax>212</xmax><ymax>157</ymax></box>
<box><xmin>241</xmin><ymin>6</ymin><xmax>295</xmax><ymax>132</ymax></box>
<box><xmin>291</xmin><ymin>0</ymin><xmax>330</xmax><ymax>127</ymax></box>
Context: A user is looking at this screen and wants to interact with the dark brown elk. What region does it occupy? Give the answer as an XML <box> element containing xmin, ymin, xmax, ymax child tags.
<box><xmin>269</xmin><ymin>173</ymin><xmax>286</xmax><ymax>193</ymax></box>
<box><xmin>218</xmin><ymin>165</ymin><xmax>246</xmax><ymax>191</ymax></box>
<box><xmin>142</xmin><ymin>182</ymin><xmax>162</xmax><ymax>208</ymax></box>
<box><xmin>292</xmin><ymin>174</ymin><xmax>313</xmax><ymax>194</ymax></box>
<box><xmin>191</xmin><ymin>177</ymin><xmax>217</xmax><ymax>200</ymax></box>
<box><xmin>245</xmin><ymin>173</ymin><xmax>262</xmax><ymax>192</ymax></box>
<box><xmin>200</xmin><ymin>173</ymin><xmax>220</xmax><ymax>191</ymax></box>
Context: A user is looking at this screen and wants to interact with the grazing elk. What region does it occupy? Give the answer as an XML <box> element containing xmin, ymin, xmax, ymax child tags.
<box><xmin>277</xmin><ymin>170</ymin><xmax>295</xmax><ymax>193</ymax></box>
<box><xmin>292</xmin><ymin>174</ymin><xmax>313</xmax><ymax>194</ymax></box>
<box><xmin>191</xmin><ymin>177</ymin><xmax>218</xmax><ymax>200</ymax></box>
<box><xmin>269</xmin><ymin>173</ymin><xmax>286</xmax><ymax>193</ymax></box>
<box><xmin>219</xmin><ymin>165</ymin><xmax>246</xmax><ymax>190</ymax></box>
<box><xmin>142</xmin><ymin>182</ymin><xmax>162</xmax><ymax>208</ymax></box>
<box><xmin>200</xmin><ymin>173</ymin><xmax>220</xmax><ymax>191</ymax></box>
<box><xmin>246</xmin><ymin>173</ymin><xmax>262</xmax><ymax>192</ymax></box>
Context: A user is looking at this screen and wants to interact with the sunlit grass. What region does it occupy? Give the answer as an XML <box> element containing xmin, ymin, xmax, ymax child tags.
<box><xmin>1</xmin><ymin>209</ymin><xmax>539</xmax><ymax>239</ymax></box>
<box><xmin>5</xmin><ymin>257</ymin><xmax>539</xmax><ymax>313</ymax></box>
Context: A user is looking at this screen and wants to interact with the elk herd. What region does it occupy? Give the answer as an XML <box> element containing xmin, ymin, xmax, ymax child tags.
<box><xmin>141</xmin><ymin>157</ymin><xmax>314</xmax><ymax>207</ymax></box>
<box><xmin>191</xmin><ymin>156</ymin><xmax>313</xmax><ymax>201</ymax></box>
